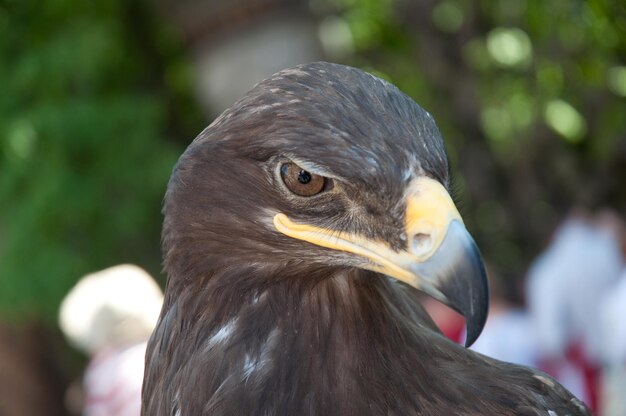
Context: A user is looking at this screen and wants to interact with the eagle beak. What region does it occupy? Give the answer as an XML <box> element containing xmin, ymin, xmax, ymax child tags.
<box><xmin>273</xmin><ymin>177</ymin><xmax>489</xmax><ymax>347</ymax></box>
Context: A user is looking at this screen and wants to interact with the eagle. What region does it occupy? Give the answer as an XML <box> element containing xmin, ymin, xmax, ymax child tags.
<box><xmin>142</xmin><ymin>62</ymin><xmax>590</xmax><ymax>416</ymax></box>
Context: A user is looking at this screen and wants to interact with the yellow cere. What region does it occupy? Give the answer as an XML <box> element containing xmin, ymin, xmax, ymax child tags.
<box><xmin>404</xmin><ymin>177</ymin><xmax>463</xmax><ymax>261</ymax></box>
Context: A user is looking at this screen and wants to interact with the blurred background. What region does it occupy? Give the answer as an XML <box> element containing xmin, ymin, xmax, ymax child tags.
<box><xmin>1</xmin><ymin>0</ymin><xmax>625</xmax><ymax>414</ymax></box>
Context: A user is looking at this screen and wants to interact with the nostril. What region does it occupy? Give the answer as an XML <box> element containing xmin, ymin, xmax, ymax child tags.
<box><xmin>412</xmin><ymin>233</ymin><xmax>432</xmax><ymax>256</ymax></box>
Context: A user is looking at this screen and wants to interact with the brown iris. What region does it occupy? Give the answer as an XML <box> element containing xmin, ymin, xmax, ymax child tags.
<box><xmin>280</xmin><ymin>162</ymin><xmax>328</xmax><ymax>197</ymax></box>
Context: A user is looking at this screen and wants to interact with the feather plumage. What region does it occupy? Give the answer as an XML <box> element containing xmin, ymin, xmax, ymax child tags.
<box><xmin>142</xmin><ymin>62</ymin><xmax>589</xmax><ymax>416</ymax></box>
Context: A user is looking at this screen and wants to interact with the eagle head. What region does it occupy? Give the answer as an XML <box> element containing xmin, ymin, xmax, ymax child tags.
<box><xmin>162</xmin><ymin>62</ymin><xmax>488</xmax><ymax>346</ymax></box>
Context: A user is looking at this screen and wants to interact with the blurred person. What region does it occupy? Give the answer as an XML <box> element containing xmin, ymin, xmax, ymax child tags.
<box><xmin>59</xmin><ymin>265</ymin><xmax>164</xmax><ymax>416</ymax></box>
<box><xmin>599</xmin><ymin>269</ymin><xmax>626</xmax><ymax>416</ymax></box>
<box><xmin>525</xmin><ymin>209</ymin><xmax>626</xmax><ymax>412</ymax></box>
<box><xmin>596</xmin><ymin>211</ymin><xmax>626</xmax><ymax>416</ymax></box>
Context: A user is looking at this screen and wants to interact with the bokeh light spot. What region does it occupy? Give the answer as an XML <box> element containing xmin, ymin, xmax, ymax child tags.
<box><xmin>607</xmin><ymin>66</ymin><xmax>626</xmax><ymax>97</ymax></box>
<box><xmin>318</xmin><ymin>15</ymin><xmax>354</xmax><ymax>58</ymax></box>
<box><xmin>7</xmin><ymin>120</ymin><xmax>38</xmax><ymax>160</ymax></box>
<box><xmin>544</xmin><ymin>99</ymin><xmax>587</xmax><ymax>143</ymax></box>
<box><xmin>486</xmin><ymin>27</ymin><xmax>533</xmax><ymax>68</ymax></box>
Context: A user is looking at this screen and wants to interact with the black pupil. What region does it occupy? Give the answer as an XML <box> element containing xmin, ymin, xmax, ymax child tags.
<box><xmin>297</xmin><ymin>170</ymin><xmax>312</xmax><ymax>184</ymax></box>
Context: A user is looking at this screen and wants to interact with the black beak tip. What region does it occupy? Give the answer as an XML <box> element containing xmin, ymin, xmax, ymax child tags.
<box><xmin>462</xmin><ymin>245</ymin><xmax>489</xmax><ymax>348</ymax></box>
<box><xmin>463</xmin><ymin>287</ymin><xmax>489</xmax><ymax>347</ymax></box>
<box><xmin>433</xmin><ymin>221</ymin><xmax>490</xmax><ymax>348</ymax></box>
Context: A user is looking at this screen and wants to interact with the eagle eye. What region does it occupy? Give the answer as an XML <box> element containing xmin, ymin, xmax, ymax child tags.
<box><xmin>280</xmin><ymin>162</ymin><xmax>330</xmax><ymax>197</ymax></box>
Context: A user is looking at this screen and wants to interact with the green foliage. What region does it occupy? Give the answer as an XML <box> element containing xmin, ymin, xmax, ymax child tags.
<box><xmin>324</xmin><ymin>0</ymin><xmax>626</xmax><ymax>277</ymax></box>
<box><xmin>0</xmin><ymin>0</ymin><xmax>202</xmax><ymax>319</ymax></box>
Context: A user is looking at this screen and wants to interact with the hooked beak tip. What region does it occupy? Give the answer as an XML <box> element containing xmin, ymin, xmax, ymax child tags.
<box><xmin>414</xmin><ymin>220</ymin><xmax>489</xmax><ymax>347</ymax></box>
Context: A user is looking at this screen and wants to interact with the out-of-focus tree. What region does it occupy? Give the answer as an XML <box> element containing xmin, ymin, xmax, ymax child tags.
<box><xmin>0</xmin><ymin>0</ymin><xmax>203</xmax><ymax>320</ymax></box>
<box><xmin>314</xmin><ymin>0</ymin><xmax>626</xmax><ymax>279</ymax></box>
